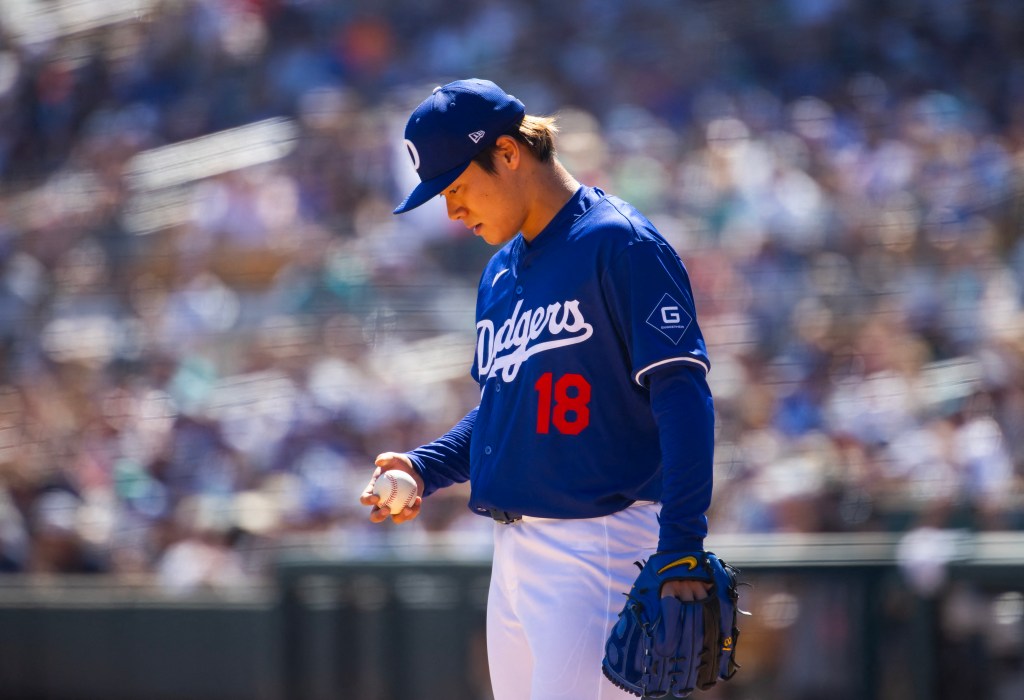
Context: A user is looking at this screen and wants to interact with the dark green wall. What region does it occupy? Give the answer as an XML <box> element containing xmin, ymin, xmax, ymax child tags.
<box><xmin>1</xmin><ymin>534</ymin><xmax>1023</xmax><ymax>700</ymax></box>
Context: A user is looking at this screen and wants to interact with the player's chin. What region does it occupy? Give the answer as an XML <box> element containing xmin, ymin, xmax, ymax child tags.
<box><xmin>482</xmin><ymin>227</ymin><xmax>516</xmax><ymax>246</ymax></box>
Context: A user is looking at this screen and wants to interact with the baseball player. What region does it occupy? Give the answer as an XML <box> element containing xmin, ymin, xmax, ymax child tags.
<box><xmin>361</xmin><ymin>79</ymin><xmax>716</xmax><ymax>700</ymax></box>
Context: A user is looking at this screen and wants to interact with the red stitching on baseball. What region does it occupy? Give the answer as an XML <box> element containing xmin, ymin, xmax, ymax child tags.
<box><xmin>387</xmin><ymin>474</ymin><xmax>398</xmax><ymax>507</ymax></box>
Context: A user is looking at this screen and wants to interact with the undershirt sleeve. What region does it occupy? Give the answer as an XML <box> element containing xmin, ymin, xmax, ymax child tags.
<box><xmin>405</xmin><ymin>407</ymin><xmax>476</xmax><ymax>497</ymax></box>
<box><xmin>647</xmin><ymin>365</ymin><xmax>713</xmax><ymax>552</ymax></box>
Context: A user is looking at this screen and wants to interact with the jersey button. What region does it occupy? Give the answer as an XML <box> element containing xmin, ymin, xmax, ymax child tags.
<box><xmin>484</xmin><ymin>446</ymin><xmax>493</xmax><ymax>455</ymax></box>
<box><xmin>495</xmin><ymin>384</ymin><xmax>501</xmax><ymax>392</ymax></box>
<box><xmin>515</xmin><ymin>285</ymin><xmax>523</xmax><ymax>294</ymax></box>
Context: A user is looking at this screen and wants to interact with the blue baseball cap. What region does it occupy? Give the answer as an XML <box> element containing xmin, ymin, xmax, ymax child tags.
<box><xmin>393</xmin><ymin>79</ymin><xmax>526</xmax><ymax>214</ymax></box>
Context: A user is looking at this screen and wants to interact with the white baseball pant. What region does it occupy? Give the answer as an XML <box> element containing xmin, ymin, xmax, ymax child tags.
<box><xmin>486</xmin><ymin>502</ymin><xmax>660</xmax><ymax>700</ymax></box>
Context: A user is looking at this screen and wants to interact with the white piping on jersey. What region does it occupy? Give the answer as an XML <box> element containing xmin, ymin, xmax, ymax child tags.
<box><xmin>492</xmin><ymin>269</ymin><xmax>510</xmax><ymax>286</ymax></box>
<box><xmin>634</xmin><ymin>356</ymin><xmax>709</xmax><ymax>386</ymax></box>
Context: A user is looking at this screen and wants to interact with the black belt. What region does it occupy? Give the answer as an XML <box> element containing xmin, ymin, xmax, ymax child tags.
<box><xmin>487</xmin><ymin>508</ymin><xmax>523</xmax><ymax>524</ymax></box>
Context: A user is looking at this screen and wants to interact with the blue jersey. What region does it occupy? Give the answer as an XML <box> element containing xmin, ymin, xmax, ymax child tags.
<box><xmin>409</xmin><ymin>185</ymin><xmax>713</xmax><ymax>550</ymax></box>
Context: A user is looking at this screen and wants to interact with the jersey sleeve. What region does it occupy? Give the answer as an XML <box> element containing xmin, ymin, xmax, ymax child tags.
<box><xmin>601</xmin><ymin>239</ymin><xmax>710</xmax><ymax>386</ymax></box>
<box><xmin>405</xmin><ymin>407</ymin><xmax>476</xmax><ymax>497</ymax></box>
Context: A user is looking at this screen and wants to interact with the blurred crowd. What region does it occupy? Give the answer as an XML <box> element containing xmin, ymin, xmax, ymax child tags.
<box><xmin>0</xmin><ymin>0</ymin><xmax>1023</xmax><ymax>591</ymax></box>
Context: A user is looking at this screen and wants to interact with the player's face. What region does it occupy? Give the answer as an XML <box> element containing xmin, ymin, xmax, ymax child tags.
<box><xmin>442</xmin><ymin>160</ymin><xmax>525</xmax><ymax>246</ymax></box>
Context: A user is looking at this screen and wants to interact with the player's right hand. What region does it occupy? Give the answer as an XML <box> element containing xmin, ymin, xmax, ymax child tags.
<box><xmin>359</xmin><ymin>452</ymin><xmax>425</xmax><ymax>524</ymax></box>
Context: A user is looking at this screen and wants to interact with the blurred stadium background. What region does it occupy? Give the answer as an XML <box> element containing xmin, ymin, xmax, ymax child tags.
<box><xmin>0</xmin><ymin>0</ymin><xmax>1022</xmax><ymax>698</ymax></box>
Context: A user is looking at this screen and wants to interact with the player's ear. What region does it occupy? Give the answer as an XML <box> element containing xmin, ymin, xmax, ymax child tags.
<box><xmin>493</xmin><ymin>135</ymin><xmax>520</xmax><ymax>170</ymax></box>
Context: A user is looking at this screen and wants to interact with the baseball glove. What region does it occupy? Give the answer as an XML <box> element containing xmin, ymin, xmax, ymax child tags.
<box><xmin>602</xmin><ymin>551</ymin><xmax>742</xmax><ymax>697</ymax></box>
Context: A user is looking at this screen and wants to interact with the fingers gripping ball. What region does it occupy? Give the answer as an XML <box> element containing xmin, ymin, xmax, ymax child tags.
<box><xmin>602</xmin><ymin>551</ymin><xmax>742</xmax><ymax>697</ymax></box>
<box><xmin>372</xmin><ymin>471</ymin><xmax>418</xmax><ymax>515</ymax></box>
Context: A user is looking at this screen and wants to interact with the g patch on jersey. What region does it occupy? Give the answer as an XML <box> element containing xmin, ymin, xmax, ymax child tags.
<box><xmin>646</xmin><ymin>293</ymin><xmax>693</xmax><ymax>345</ymax></box>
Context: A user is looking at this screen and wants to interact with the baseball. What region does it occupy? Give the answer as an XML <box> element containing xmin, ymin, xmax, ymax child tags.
<box><xmin>372</xmin><ymin>470</ymin><xmax>418</xmax><ymax>515</ymax></box>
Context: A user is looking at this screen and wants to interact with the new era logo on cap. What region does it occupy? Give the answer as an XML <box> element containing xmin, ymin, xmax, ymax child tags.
<box><xmin>393</xmin><ymin>79</ymin><xmax>526</xmax><ymax>214</ymax></box>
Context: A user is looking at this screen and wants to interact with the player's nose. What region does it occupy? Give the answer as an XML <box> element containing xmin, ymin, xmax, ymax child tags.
<box><xmin>444</xmin><ymin>196</ymin><xmax>464</xmax><ymax>221</ymax></box>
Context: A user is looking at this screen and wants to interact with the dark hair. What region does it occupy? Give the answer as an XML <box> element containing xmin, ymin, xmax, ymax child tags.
<box><xmin>472</xmin><ymin>114</ymin><xmax>558</xmax><ymax>173</ymax></box>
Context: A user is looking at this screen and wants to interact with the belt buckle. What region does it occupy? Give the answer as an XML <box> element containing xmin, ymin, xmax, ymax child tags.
<box><xmin>488</xmin><ymin>508</ymin><xmax>522</xmax><ymax>524</ymax></box>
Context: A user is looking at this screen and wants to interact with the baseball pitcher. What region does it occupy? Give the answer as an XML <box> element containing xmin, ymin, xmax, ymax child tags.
<box><xmin>361</xmin><ymin>79</ymin><xmax>741</xmax><ymax>699</ymax></box>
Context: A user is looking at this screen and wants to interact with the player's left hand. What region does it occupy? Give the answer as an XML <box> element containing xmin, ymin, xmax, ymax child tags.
<box><xmin>603</xmin><ymin>551</ymin><xmax>742</xmax><ymax>697</ymax></box>
<box><xmin>660</xmin><ymin>578</ymin><xmax>712</xmax><ymax>601</ymax></box>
